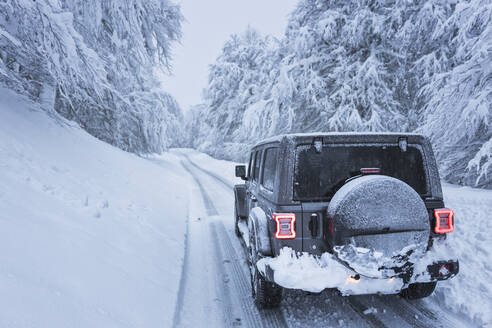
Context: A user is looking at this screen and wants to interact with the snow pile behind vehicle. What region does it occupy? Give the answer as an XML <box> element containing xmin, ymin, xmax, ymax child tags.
<box><xmin>257</xmin><ymin>236</ymin><xmax>457</xmax><ymax>296</ymax></box>
<box><xmin>257</xmin><ymin>247</ymin><xmax>404</xmax><ymax>295</ymax></box>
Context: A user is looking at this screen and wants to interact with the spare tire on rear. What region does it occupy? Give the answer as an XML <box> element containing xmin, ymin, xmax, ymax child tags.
<box><xmin>327</xmin><ymin>175</ymin><xmax>430</xmax><ymax>278</ymax></box>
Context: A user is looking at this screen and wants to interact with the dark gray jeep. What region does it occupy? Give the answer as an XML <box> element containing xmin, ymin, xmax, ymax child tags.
<box><xmin>234</xmin><ymin>133</ymin><xmax>458</xmax><ymax>308</ymax></box>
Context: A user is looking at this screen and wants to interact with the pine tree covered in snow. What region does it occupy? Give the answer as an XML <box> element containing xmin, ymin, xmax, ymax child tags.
<box><xmin>0</xmin><ymin>0</ymin><xmax>183</xmax><ymax>153</ymax></box>
<box><xmin>420</xmin><ymin>0</ymin><xmax>492</xmax><ymax>187</ymax></box>
<box><xmin>190</xmin><ymin>0</ymin><xmax>492</xmax><ymax>188</ymax></box>
<box><xmin>193</xmin><ymin>28</ymin><xmax>284</xmax><ymax>160</ymax></box>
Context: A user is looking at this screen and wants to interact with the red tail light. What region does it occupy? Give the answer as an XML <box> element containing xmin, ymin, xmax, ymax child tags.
<box><xmin>273</xmin><ymin>213</ymin><xmax>296</xmax><ymax>239</ymax></box>
<box><xmin>360</xmin><ymin>168</ymin><xmax>381</xmax><ymax>174</ymax></box>
<box><xmin>434</xmin><ymin>209</ymin><xmax>454</xmax><ymax>233</ymax></box>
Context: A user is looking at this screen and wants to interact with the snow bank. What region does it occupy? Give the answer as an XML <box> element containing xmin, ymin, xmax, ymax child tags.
<box><xmin>432</xmin><ymin>183</ymin><xmax>492</xmax><ymax>325</ymax></box>
<box><xmin>0</xmin><ymin>88</ymin><xmax>189</xmax><ymax>327</ymax></box>
<box><xmin>256</xmin><ymin>236</ymin><xmax>457</xmax><ymax>296</ymax></box>
<box><xmin>257</xmin><ymin>247</ymin><xmax>405</xmax><ymax>295</ymax></box>
<box><xmin>185</xmin><ymin>150</ymin><xmax>492</xmax><ymax>326</ymax></box>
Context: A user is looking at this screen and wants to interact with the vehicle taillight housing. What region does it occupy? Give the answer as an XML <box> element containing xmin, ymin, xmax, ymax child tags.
<box><xmin>360</xmin><ymin>168</ymin><xmax>381</xmax><ymax>174</ymax></box>
<box><xmin>273</xmin><ymin>213</ymin><xmax>296</xmax><ymax>239</ymax></box>
<box><xmin>434</xmin><ymin>209</ymin><xmax>454</xmax><ymax>233</ymax></box>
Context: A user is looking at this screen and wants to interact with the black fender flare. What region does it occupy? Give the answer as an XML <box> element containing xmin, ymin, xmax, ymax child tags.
<box><xmin>234</xmin><ymin>184</ymin><xmax>248</xmax><ymax>218</ymax></box>
<box><xmin>248</xmin><ymin>207</ymin><xmax>272</xmax><ymax>256</ymax></box>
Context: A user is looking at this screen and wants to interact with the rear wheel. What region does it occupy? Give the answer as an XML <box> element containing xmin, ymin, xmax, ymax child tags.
<box><xmin>400</xmin><ymin>282</ymin><xmax>437</xmax><ymax>300</ymax></box>
<box><xmin>248</xmin><ymin>227</ymin><xmax>282</xmax><ymax>308</ymax></box>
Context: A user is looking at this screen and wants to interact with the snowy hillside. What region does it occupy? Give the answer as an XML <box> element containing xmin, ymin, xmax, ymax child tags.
<box><xmin>188</xmin><ymin>0</ymin><xmax>492</xmax><ymax>189</ymax></box>
<box><xmin>184</xmin><ymin>151</ymin><xmax>492</xmax><ymax>327</ymax></box>
<box><xmin>0</xmin><ymin>88</ymin><xmax>189</xmax><ymax>327</ymax></box>
<box><xmin>0</xmin><ymin>0</ymin><xmax>184</xmax><ymax>153</ymax></box>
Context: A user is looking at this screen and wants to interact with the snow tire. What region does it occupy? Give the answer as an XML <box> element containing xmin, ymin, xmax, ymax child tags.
<box><xmin>248</xmin><ymin>227</ymin><xmax>282</xmax><ymax>308</ymax></box>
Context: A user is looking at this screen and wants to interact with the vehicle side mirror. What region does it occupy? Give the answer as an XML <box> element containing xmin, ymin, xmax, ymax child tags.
<box><xmin>235</xmin><ymin>165</ymin><xmax>247</xmax><ymax>181</ymax></box>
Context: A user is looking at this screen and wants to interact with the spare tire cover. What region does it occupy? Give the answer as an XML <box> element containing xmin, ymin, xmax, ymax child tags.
<box><xmin>327</xmin><ymin>175</ymin><xmax>430</xmax><ymax>276</ymax></box>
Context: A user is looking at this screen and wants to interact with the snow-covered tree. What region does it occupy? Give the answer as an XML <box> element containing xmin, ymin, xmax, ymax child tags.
<box><xmin>420</xmin><ymin>0</ymin><xmax>492</xmax><ymax>187</ymax></box>
<box><xmin>0</xmin><ymin>0</ymin><xmax>183</xmax><ymax>153</ymax></box>
<box><xmin>189</xmin><ymin>0</ymin><xmax>492</xmax><ymax>188</ymax></box>
<box><xmin>195</xmin><ymin>28</ymin><xmax>283</xmax><ymax>160</ymax></box>
<box><xmin>282</xmin><ymin>0</ymin><xmax>405</xmax><ymax>132</ymax></box>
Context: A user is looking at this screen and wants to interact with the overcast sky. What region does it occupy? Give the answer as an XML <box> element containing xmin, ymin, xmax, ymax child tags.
<box><xmin>160</xmin><ymin>0</ymin><xmax>298</xmax><ymax>112</ymax></box>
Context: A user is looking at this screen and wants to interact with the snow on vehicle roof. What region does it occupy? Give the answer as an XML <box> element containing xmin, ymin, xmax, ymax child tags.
<box><xmin>252</xmin><ymin>132</ymin><xmax>427</xmax><ymax>148</ymax></box>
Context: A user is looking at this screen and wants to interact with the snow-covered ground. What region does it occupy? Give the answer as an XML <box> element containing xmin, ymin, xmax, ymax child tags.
<box><xmin>436</xmin><ymin>183</ymin><xmax>492</xmax><ymax>325</ymax></box>
<box><xmin>0</xmin><ymin>88</ymin><xmax>189</xmax><ymax>327</ymax></box>
<box><xmin>2</xmin><ymin>86</ymin><xmax>491</xmax><ymax>327</ymax></box>
<box><xmin>185</xmin><ymin>151</ymin><xmax>492</xmax><ymax>327</ymax></box>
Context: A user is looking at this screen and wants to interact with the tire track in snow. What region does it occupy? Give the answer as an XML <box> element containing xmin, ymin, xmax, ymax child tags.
<box><xmin>181</xmin><ymin>159</ymin><xmax>236</xmax><ymax>326</ymax></box>
<box><xmin>172</xmin><ymin>160</ymin><xmax>221</xmax><ymax>328</ymax></box>
<box><xmin>182</xmin><ymin>155</ymin><xmax>287</xmax><ymax>328</ymax></box>
<box><xmin>216</xmin><ymin>221</ymin><xmax>288</xmax><ymax>328</ymax></box>
<box><xmin>181</xmin><ymin>160</ymin><xmax>218</xmax><ymax>216</ymax></box>
<box><xmin>182</xmin><ymin>153</ymin><xmax>234</xmax><ymax>190</ymax></box>
<box><xmin>368</xmin><ymin>296</ymin><xmax>435</xmax><ymax>328</ymax></box>
<box><xmin>181</xmin><ymin>155</ymin><xmax>290</xmax><ymax>327</ymax></box>
<box><xmin>345</xmin><ymin>296</ymin><xmax>388</xmax><ymax>328</ymax></box>
<box><xmin>171</xmin><ymin>211</ymin><xmax>190</xmax><ymax>328</ymax></box>
<box><xmin>396</xmin><ymin>297</ymin><xmax>464</xmax><ymax>328</ymax></box>
<box><xmin>210</xmin><ymin>223</ymin><xmax>242</xmax><ymax>327</ymax></box>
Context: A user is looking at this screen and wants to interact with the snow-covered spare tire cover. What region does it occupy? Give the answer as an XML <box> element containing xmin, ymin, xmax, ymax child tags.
<box><xmin>327</xmin><ymin>175</ymin><xmax>430</xmax><ymax>278</ymax></box>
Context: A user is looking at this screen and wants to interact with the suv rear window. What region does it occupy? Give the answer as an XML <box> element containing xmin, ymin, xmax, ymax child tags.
<box><xmin>294</xmin><ymin>144</ymin><xmax>427</xmax><ymax>201</ymax></box>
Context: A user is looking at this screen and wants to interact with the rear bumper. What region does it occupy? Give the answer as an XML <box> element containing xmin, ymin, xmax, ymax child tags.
<box><xmin>262</xmin><ymin>259</ymin><xmax>459</xmax><ymax>282</ymax></box>
<box><xmin>258</xmin><ymin>253</ymin><xmax>458</xmax><ymax>296</ymax></box>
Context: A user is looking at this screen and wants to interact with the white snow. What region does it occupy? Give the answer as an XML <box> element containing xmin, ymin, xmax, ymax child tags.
<box><xmin>0</xmin><ymin>27</ymin><xmax>21</xmax><ymax>46</ymax></box>
<box><xmin>257</xmin><ymin>247</ymin><xmax>405</xmax><ymax>295</ymax></box>
<box><xmin>363</xmin><ymin>307</ymin><xmax>378</xmax><ymax>315</ymax></box>
<box><xmin>238</xmin><ymin>219</ymin><xmax>250</xmax><ymax>247</ymax></box>
<box><xmin>432</xmin><ymin>183</ymin><xmax>492</xmax><ymax>325</ymax></box>
<box><xmin>0</xmin><ymin>88</ymin><xmax>189</xmax><ymax>327</ymax></box>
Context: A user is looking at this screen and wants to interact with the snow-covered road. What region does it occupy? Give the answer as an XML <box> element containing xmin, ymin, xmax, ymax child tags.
<box><xmin>165</xmin><ymin>150</ymin><xmax>475</xmax><ymax>328</ymax></box>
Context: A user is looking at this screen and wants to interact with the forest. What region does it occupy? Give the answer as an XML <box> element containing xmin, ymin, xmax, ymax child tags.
<box><xmin>187</xmin><ymin>0</ymin><xmax>492</xmax><ymax>189</ymax></box>
<box><xmin>1</xmin><ymin>0</ymin><xmax>491</xmax><ymax>188</ymax></box>
<box><xmin>0</xmin><ymin>0</ymin><xmax>183</xmax><ymax>153</ymax></box>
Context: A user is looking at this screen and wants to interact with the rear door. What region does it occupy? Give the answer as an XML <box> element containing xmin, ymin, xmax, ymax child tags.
<box><xmin>293</xmin><ymin>144</ymin><xmax>330</xmax><ymax>255</ymax></box>
<box><xmin>294</xmin><ymin>141</ymin><xmax>430</xmax><ymax>255</ymax></box>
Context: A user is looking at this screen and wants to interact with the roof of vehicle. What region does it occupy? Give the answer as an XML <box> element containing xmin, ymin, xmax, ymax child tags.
<box><xmin>252</xmin><ymin>132</ymin><xmax>428</xmax><ymax>149</ymax></box>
